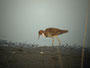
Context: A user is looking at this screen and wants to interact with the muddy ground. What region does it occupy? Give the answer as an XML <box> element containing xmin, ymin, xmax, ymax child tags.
<box><xmin>0</xmin><ymin>45</ymin><xmax>90</xmax><ymax>68</ymax></box>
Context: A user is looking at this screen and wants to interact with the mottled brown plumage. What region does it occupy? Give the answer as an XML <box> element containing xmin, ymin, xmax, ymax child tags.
<box><xmin>45</xmin><ymin>28</ymin><xmax>68</xmax><ymax>37</ymax></box>
<box><xmin>38</xmin><ymin>28</ymin><xmax>68</xmax><ymax>46</ymax></box>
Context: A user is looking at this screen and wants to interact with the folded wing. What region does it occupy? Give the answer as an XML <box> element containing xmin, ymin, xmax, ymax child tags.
<box><xmin>45</xmin><ymin>28</ymin><xmax>68</xmax><ymax>36</ymax></box>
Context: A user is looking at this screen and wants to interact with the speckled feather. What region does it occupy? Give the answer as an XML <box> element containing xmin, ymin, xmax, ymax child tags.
<box><xmin>44</xmin><ymin>28</ymin><xmax>68</xmax><ymax>37</ymax></box>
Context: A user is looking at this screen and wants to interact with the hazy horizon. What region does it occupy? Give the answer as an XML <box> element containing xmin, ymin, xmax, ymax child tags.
<box><xmin>0</xmin><ymin>0</ymin><xmax>89</xmax><ymax>46</ymax></box>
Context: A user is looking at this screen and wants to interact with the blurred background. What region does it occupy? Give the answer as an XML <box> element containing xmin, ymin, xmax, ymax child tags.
<box><xmin>0</xmin><ymin>0</ymin><xmax>89</xmax><ymax>47</ymax></box>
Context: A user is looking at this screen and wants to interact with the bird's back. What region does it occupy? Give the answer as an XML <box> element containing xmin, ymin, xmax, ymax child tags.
<box><xmin>45</xmin><ymin>28</ymin><xmax>68</xmax><ymax>37</ymax></box>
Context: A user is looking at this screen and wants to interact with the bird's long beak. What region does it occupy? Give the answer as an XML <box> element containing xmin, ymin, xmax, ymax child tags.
<box><xmin>38</xmin><ymin>35</ymin><xmax>40</xmax><ymax>40</ymax></box>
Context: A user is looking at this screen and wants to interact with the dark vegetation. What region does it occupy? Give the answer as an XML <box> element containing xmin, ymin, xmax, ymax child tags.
<box><xmin>0</xmin><ymin>39</ymin><xmax>90</xmax><ymax>68</ymax></box>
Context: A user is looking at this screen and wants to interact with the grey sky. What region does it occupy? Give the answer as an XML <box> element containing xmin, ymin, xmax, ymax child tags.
<box><xmin>86</xmin><ymin>0</ymin><xmax>90</xmax><ymax>47</ymax></box>
<box><xmin>0</xmin><ymin>0</ymin><xmax>89</xmax><ymax>46</ymax></box>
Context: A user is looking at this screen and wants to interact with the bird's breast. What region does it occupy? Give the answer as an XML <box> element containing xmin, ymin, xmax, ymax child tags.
<box><xmin>45</xmin><ymin>33</ymin><xmax>58</xmax><ymax>38</ymax></box>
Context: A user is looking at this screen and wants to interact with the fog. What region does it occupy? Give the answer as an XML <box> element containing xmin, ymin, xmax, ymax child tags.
<box><xmin>0</xmin><ymin>0</ymin><xmax>89</xmax><ymax>46</ymax></box>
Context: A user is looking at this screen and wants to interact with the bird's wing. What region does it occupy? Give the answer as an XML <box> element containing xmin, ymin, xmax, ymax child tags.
<box><xmin>45</xmin><ymin>28</ymin><xmax>62</xmax><ymax>36</ymax></box>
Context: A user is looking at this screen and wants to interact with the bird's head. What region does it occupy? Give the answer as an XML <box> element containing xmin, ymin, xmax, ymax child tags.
<box><xmin>38</xmin><ymin>30</ymin><xmax>44</xmax><ymax>39</ymax></box>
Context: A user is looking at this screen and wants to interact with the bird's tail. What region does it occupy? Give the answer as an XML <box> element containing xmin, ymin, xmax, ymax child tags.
<box><xmin>61</xmin><ymin>30</ymin><xmax>68</xmax><ymax>34</ymax></box>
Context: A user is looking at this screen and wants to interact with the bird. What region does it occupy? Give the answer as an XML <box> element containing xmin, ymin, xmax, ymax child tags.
<box><xmin>38</xmin><ymin>28</ymin><xmax>68</xmax><ymax>46</ymax></box>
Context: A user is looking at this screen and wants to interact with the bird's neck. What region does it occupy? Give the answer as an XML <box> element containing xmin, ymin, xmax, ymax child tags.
<box><xmin>42</xmin><ymin>33</ymin><xmax>46</xmax><ymax>37</ymax></box>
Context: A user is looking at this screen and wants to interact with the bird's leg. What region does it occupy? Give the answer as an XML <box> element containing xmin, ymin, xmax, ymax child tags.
<box><xmin>56</xmin><ymin>36</ymin><xmax>61</xmax><ymax>45</ymax></box>
<box><xmin>52</xmin><ymin>38</ymin><xmax>54</xmax><ymax>46</ymax></box>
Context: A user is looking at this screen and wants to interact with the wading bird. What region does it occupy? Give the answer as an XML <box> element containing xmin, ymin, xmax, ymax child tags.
<box><xmin>38</xmin><ymin>28</ymin><xmax>68</xmax><ymax>46</ymax></box>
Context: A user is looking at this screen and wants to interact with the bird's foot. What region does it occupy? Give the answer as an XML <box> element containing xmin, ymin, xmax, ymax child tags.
<box><xmin>59</xmin><ymin>43</ymin><xmax>61</xmax><ymax>46</ymax></box>
<box><xmin>52</xmin><ymin>45</ymin><xmax>55</xmax><ymax>48</ymax></box>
